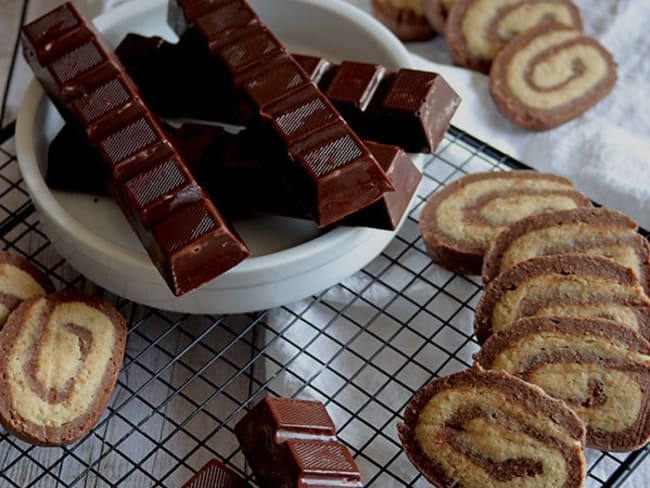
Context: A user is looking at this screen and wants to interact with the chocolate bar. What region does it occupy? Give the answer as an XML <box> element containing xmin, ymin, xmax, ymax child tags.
<box><xmin>115</xmin><ymin>34</ymin><xmax>460</xmax><ymax>153</ymax></box>
<box><xmin>234</xmin><ymin>397</ymin><xmax>363</xmax><ymax>487</ymax></box>
<box><xmin>22</xmin><ymin>3</ymin><xmax>249</xmax><ymax>296</ymax></box>
<box><xmin>48</xmin><ymin>123</ymin><xmax>420</xmax><ymax>230</ymax></box>
<box><xmin>169</xmin><ymin>0</ymin><xmax>393</xmax><ymax>228</ymax></box>
<box><xmin>182</xmin><ymin>459</ymin><xmax>247</xmax><ymax>488</ymax></box>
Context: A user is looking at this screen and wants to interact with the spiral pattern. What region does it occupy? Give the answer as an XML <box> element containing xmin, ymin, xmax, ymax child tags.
<box><xmin>482</xmin><ymin>208</ymin><xmax>650</xmax><ymax>291</ymax></box>
<box><xmin>477</xmin><ymin>317</ymin><xmax>650</xmax><ymax>451</ymax></box>
<box><xmin>474</xmin><ymin>254</ymin><xmax>650</xmax><ymax>343</ymax></box>
<box><xmin>398</xmin><ymin>368</ymin><xmax>586</xmax><ymax>487</ymax></box>
<box><xmin>447</xmin><ymin>0</ymin><xmax>582</xmax><ymax>72</ymax></box>
<box><xmin>0</xmin><ymin>291</ymin><xmax>126</xmax><ymax>445</ymax></box>
<box><xmin>419</xmin><ymin>171</ymin><xmax>592</xmax><ymax>274</ymax></box>
<box><xmin>490</xmin><ymin>24</ymin><xmax>617</xmax><ymax>129</ymax></box>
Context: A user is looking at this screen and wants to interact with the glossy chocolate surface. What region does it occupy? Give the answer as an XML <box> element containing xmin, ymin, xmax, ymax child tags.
<box><xmin>22</xmin><ymin>2</ymin><xmax>249</xmax><ymax>296</ymax></box>
<box><xmin>234</xmin><ymin>397</ymin><xmax>363</xmax><ymax>487</ymax></box>
<box><xmin>182</xmin><ymin>459</ymin><xmax>247</xmax><ymax>488</ymax></box>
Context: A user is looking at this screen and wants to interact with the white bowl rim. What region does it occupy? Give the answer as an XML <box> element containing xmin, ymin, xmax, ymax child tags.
<box><xmin>16</xmin><ymin>0</ymin><xmax>415</xmax><ymax>288</ymax></box>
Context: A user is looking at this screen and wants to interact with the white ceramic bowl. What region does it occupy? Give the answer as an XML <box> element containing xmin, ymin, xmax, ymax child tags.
<box><xmin>16</xmin><ymin>0</ymin><xmax>415</xmax><ymax>313</ymax></box>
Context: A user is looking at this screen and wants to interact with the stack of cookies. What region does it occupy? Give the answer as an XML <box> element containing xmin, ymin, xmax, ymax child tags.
<box><xmin>400</xmin><ymin>171</ymin><xmax>650</xmax><ymax>487</ymax></box>
<box><xmin>0</xmin><ymin>250</ymin><xmax>126</xmax><ymax>446</ymax></box>
<box><xmin>371</xmin><ymin>0</ymin><xmax>618</xmax><ymax>130</ymax></box>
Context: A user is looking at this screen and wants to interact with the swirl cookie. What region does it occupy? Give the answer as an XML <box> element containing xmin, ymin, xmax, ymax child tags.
<box><xmin>490</xmin><ymin>23</ymin><xmax>617</xmax><ymax>130</ymax></box>
<box><xmin>423</xmin><ymin>0</ymin><xmax>456</xmax><ymax>36</ymax></box>
<box><xmin>447</xmin><ymin>0</ymin><xmax>582</xmax><ymax>73</ymax></box>
<box><xmin>371</xmin><ymin>0</ymin><xmax>436</xmax><ymax>42</ymax></box>
<box><xmin>0</xmin><ymin>291</ymin><xmax>126</xmax><ymax>446</ymax></box>
<box><xmin>0</xmin><ymin>250</ymin><xmax>55</xmax><ymax>328</ymax></box>
<box><xmin>474</xmin><ymin>254</ymin><xmax>650</xmax><ymax>344</ymax></box>
<box><xmin>482</xmin><ymin>208</ymin><xmax>650</xmax><ymax>292</ymax></box>
<box><xmin>418</xmin><ymin>171</ymin><xmax>592</xmax><ymax>275</ymax></box>
<box><xmin>398</xmin><ymin>367</ymin><xmax>586</xmax><ymax>488</ymax></box>
<box><xmin>476</xmin><ymin>316</ymin><xmax>650</xmax><ymax>451</ymax></box>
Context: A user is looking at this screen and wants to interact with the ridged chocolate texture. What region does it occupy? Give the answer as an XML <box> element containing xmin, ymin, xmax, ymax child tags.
<box><xmin>398</xmin><ymin>367</ymin><xmax>586</xmax><ymax>488</ymax></box>
<box><xmin>476</xmin><ymin>316</ymin><xmax>650</xmax><ymax>451</ymax></box>
<box><xmin>182</xmin><ymin>459</ymin><xmax>247</xmax><ymax>488</ymax></box>
<box><xmin>482</xmin><ymin>207</ymin><xmax>650</xmax><ymax>291</ymax></box>
<box><xmin>418</xmin><ymin>171</ymin><xmax>592</xmax><ymax>275</ymax></box>
<box><xmin>0</xmin><ymin>290</ymin><xmax>126</xmax><ymax>446</ymax></box>
<box><xmin>446</xmin><ymin>0</ymin><xmax>583</xmax><ymax>73</ymax></box>
<box><xmin>0</xmin><ymin>251</ymin><xmax>55</xmax><ymax>328</ymax></box>
<box><xmin>22</xmin><ymin>2</ymin><xmax>249</xmax><ymax>296</ymax></box>
<box><xmin>48</xmin><ymin>122</ymin><xmax>419</xmax><ymax>231</ymax></box>
<box><xmin>114</xmin><ymin>34</ymin><xmax>460</xmax><ymax>154</ymax></box>
<box><xmin>169</xmin><ymin>0</ymin><xmax>393</xmax><ymax>228</ymax></box>
<box><xmin>234</xmin><ymin>397</ymin><xmax>363</xmax><ymax>487</ymax></box>
<box><xmin>490</xmin><ymin>23</ymin><xmax>617</xmax><ymax>130</ymax></box>
<box><xmin>474</xmin><ymin>254</ymin><xmax>650</xmax><ymax>344</ymax></box>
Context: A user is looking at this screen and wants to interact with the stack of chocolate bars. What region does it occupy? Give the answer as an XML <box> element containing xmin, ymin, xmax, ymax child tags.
<box><xmin>22</xmin><ymin>0</ymin><xmax>460</xmax><ymax>297</ymax></box>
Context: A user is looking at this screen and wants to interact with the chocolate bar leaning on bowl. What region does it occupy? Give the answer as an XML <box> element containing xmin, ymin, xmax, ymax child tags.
<box><xmin>234</xmin><ymin>397</ymin><xmax>364</xmax><ymax>487</ymax></box>
<box><xmin>48</xmin><ymin>123</ymin><xmax>421</xmax><ymax>231</ymax></box>
<box><xmin>116</xmin><ymin>33</ymin><xmax>460</xmax><ymax>153</ymax></box>
<box><xmin>169</xmin><ymin>0</ymin><xmax>394</xmax><ymax>228</ymax></box>
<box><xmin>21</xmin><ymin>3</ymin><xmax>249</xmax><ymax>296</ymax></box>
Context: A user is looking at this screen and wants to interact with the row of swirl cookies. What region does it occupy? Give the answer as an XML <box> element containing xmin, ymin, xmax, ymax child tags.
<box><xmin>474</xmin><ymin>206</ymin><xmax>650</xmax><ymax>451</ymax></box>
<box><xmin>0</xmin><ymin>250</ymin><xmax>126</xmax><ymax>446</ymax></box>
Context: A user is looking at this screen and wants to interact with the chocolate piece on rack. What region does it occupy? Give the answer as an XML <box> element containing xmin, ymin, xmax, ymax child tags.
<box><xmin>182</xmin><ymin>459</ymin><xmax>247</xmax><ymax>488</ymax></box>
<box><xmin>0</xmin><ymin>290</ymin><xmax>126</xmax><ymax>446</ymax></box>
<box><xmin>22</xmin><ymin>3</ymin><xmax>249</xmax><ymax>296</ymax></box>
<box><xmin>0</xmin><ymin>250</ymin><xmax>55</xmax><ymax>328</ymax></box>
<box><xmin>234</xmin><ymin>397</ymin><xmax>363</xmax><ymax>487</ymax></box>
<box><xmin>170</xmin><ymin>0</ymin><xmax>393</xmax><ymax>228</ymax></box>
<box><xmin>398</xmin><ymin>367</ymin><xmax>586</xmax><ymax>488</ymax></box>
<box><xmin>114</xmin><ymin>34</ymin><xmax>460</xmax><ymax>153</ymax></box>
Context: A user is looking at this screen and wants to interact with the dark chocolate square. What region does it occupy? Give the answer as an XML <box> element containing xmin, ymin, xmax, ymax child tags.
<box><xmin>382</xmin><ymin>69</ymin><xmax>436</xmax><ymax>112</ymax></box>
<box><xmin>261</xmin><ymin>85</ymin><xmax>338</xmax><ymax>143</ymax></box>
<box><xmin>238</xmin><ymin>55</ymin><xmax>311</xmax><ymax>114</ymax></box>
<box><xmin>215</xmin><ymin>26</ymin><xmax>282</xmax><ymax>75</ymax></box>
<box><xmin>293</xmin><ymin>54</ymin><xmax>331</xmax><ymax>84</ymax></box>
<box><xmin>287</xmin><ymin>441</ymin><xmax>360</xmax><ymax>478</ymax></box>
<box><xmin>182</xmin><ymin>459</ymin><xmax>246</xmax><ymax>488</ymax></box>
<box><xmin>22</xmin><ymin>3</ymin><xmax>81</xmax><ymax>49</ymax></box>
<box><xmin>195</xmin><ymin>2</ymin><xmax>258</xmax><ymax>41</ymax></box>
<box><xmin>267</xmin><ymin>398</ymin><xmax>336</xmax><ymax>436</ymax></box>
<box><xmin>122</xmin><ymin>157</ymin><xmax>202</xmax><ymax>228</ymax></box>
<box><xmin>47</xmin><ymin>40</ymin><xmax>107</xmax><ymax>84</ymax></box>
<box><xmin>326</xmin><ymin>61</ymin><xmax>386</xmax><ymax>111</ymax></box>
<box><xmin>70</xmin><ymin>76</ymin><xmax>133</xmax><ymax>126</ymax></box>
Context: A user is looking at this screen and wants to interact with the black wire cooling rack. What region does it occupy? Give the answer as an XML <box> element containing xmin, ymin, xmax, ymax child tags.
<box><xmin>1</xmin><ymin>121</ymin><xmax>648</xmax><ymax>487</ymax></box>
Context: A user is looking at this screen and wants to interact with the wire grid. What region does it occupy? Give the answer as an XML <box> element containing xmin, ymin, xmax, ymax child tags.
<box><xmin>0</xmin><ymin>123</ymin><xmax>648</xmax><ymax>487</ymax></box>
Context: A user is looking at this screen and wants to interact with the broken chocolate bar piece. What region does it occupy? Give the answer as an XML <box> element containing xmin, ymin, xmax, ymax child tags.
<box><xmin>182</xmin><ymin>459</ymin><xmax>247</xmax><ymax>488</ymax></box>
<box><xmin>114</xmin><ymin>34</ymin><xmax>460</xmax><ymax>153</ymax></box>
<box><xmin>169</xmin><ymin>0</ymin><xmax>393</xmax><ymax>228</ymax></box>
<box><xmin>22</xmin><ymin>3</ymin><xmax>249</xmax><ymax>296</ymax></box>
<box><xmin>234</xmin><ymin>397</ymin><xmax>363</xmax><ymax>487</ymax></box>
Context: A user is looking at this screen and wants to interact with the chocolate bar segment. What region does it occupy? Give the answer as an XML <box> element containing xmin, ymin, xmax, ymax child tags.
<box><xmin>22</xmin><ymin>3</ymin><xmax>249</xmax><ymax>296</ymax></box>
<box><xmin>234</xmin><ymin>397</ymin><xmax>363</xmax><ymax>487</ymax></box>
<box><xmin>182</xmin><ymin>459</ymin><xmax>248</xmax><ymax>488</ymax></box>
<box><xmin>169</xmin><ymin>0</ymin><xmax>393</xmax><ymax>228</ymax></box>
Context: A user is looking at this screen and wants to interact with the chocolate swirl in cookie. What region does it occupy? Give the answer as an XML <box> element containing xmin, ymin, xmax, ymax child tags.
<box><xmin>447</xmin><ymin>0</ymin><xmax>582</xmax><ymax>72</ymax></box>
<box><xmin>398</xmin><ymin>367</ymin><xmax>586</xmax><ymax>488</ymax></box>
<box><xmin>0</xmin><ymin>251</ymin><xmax>55</xmax><ymax>327</ymax></box>
<box><xmin>371</xmin><ymin>0</ymin><xmax>436</xmax><ymax>41</ymax></box>
<box><xmin>482</xmin><ymin>208</ymin><xmax>650</xmax><ymax>291</ymax></box>
<box><xmin>490</xmin><ymin>23</ymin><xmax>617</xmax><ymax>130</ymax></box>
<box><xmin>474</xmin><ymin>254</ymin><xmax>650</xmax><ymax>344</ymax></box>
<box><xmin>419</xmin><ymin>171</ymin><xmax>592</xmax><ymax>275</ymax></box>
<box><xmin>477</xmin><ymin>316</ymin><xmax>650</xmax><ymax>451</ymax></box>
<box><xmin>0</xmin><ymin>291</ymin><xmax>126</xmax><ymax>445</ymax></box>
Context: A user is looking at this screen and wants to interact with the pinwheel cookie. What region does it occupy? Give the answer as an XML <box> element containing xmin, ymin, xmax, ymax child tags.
<box><xmin>477</xmin><ymin>316</ymin><xmax>650</xmax><ymax>451</ymax></box>
<box><xmin>447</xmin><ymin>0</ymin><xmax>582</xmax><ymax>72</ymax></box>
<box><xmin>0</xmin><ymin>291</ymin><xmax>126</xmax><ymax>445</ymax></box>
<box><xmin>482</xmin><ymin>208</ymin><xmax>650</xmax><ymax>291</ymax></box>
<box><xmin>474</xmin><ymin>254</ymin><xmax>650</xmax><ymax>343</ymax></box>
<box><xmin>418</xmin><ymin>171</ymin><xmax>592</xmax><ymax>275</ymax></box>
<box><xmin>398</xmin><ymin>367</ymin><xmax>586</xmax><ymax>488</ymax></box>
<box><xmin>423</xmin><ymin>0</ymin><xmax>456</xmax><ymax>36</ymax></box>
<box><xmin>371</xmin><ymin>0</ymin><xmax>435</xmax><ymax>41</ymax></box>
<box><xmin>490</xmin><ymin>23</ymin><xmax>617</xmax><ymax>130</ymax></box>
<box><xmin>0</xmin><ymin>250</ymin><xmax>55</xmax><ymax>327</ymax></box>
